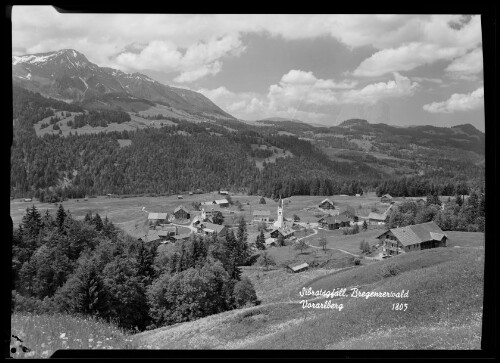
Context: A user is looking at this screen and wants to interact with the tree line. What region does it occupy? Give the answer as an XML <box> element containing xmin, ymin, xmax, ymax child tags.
<box><xmin>385</xmin><ymin>189</ymin><xmax>485</xmax><ymax>232</ymax></box>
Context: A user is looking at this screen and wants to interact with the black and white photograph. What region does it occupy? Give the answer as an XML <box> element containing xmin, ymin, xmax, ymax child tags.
<box><xmin>8</xmin><ymin>6</ymin><xmax>495</xmax><ymax>358</ymax></box>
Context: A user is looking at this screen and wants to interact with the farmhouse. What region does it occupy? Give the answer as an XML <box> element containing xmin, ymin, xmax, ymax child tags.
<box><xmin>287</xmin><ymin>263</ymin><xmax>309</xmax><ymax>273</ymax></box>
<box><xmin>253</xmin><ymin>210</ymin><xmax>271</xmax><ymax>223</ymax></box>
<box><xmin>147</xmin><ymin>212</ymin><xmax>169</xmax><ymax>225</ymax></box>
<box><xmin>215</xmin><ymin>199</ymin><xmax>230</xmax><ymax>207</ymax></box>
<box><xmin>319</xmin><ymin>198</ymin><xmax>335</xmax><ymax>210</ymax></box>
<box><xmin>318</xmin><ymin>215</ymin><xmax>352</xmax><ymax>230</ymax></box>
<box><xmin>201</xmin><ymin>204</ymin><xmax>222</xmax><ymax>220</ymax></box>
<box><xmin>219</xmin><ymin>190</ymin><xmax>229</xmax><ymax>195</ymax></box>
<box><xmin>138</xmin><ymin>230</ymin><xmax>162</xmax><ymax>244</ymax></box>
<box><xmin>367</xmin><ymin>212</ymin><xmax>387</xmax><ymax>225</ymax></box>
<box><xmin>157</xmin><ymin>225</ymin><xmax>177</xmax><ymax>240</ymax></box>
<box><xmin>380</xmin><ymin>194</ymin><xmax>393</xmax><ymax>203</ymax></box>
<box><xmin>177</xmin><ymin>195</ymin><xmax>183</xmax><ymax>199</ymax></box>
<box><xmin>173</xmin><ymin>205</ymin><xmax>190</xmax><ymax>220</ymax></box>
<box><xmin>24</xmin><ymin>198</ymin><xmax>32</xmax><ymax>202</ymax></box>
<box><xmin>270</xmin><ymin>227</ymin><xmax>294</xmax><ymax>239</ymax></box>
<box><xmin>338</xmin><ymin>206</ymin><xmax>357</xmax><ymax>220</ymax></box>
<box><xmin>200</xmin><ymin>222</ymin><xmax>227</xmax><ymax>237</ymax></box>
<box><xmin>377</xmin><ymin>221</ymin><xmax>447</xmax><ymax>257</ymax></box>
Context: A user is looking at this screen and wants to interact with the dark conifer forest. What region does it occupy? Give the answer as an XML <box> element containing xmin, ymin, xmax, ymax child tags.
<box><xmin>11</xmin><ymin>85</ymin><xmax>484</xmax><ymax>202</ymax></box>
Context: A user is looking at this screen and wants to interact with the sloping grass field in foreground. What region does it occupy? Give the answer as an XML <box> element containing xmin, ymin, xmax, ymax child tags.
<box><xmin>133</xmin><ymin>247</ymin><xmax>483</xmax><ymax>349</ymax></box>
<box><xmin>10</xmin><ymin>313</ymin><xmax>141</xmax><ymax>358</ymax></box>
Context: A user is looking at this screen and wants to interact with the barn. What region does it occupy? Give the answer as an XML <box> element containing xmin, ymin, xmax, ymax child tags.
<box><xmin>318</xmin><ymin>198</ymin><xmax>335</xmax><ymax>210</ymax></box>
<box><xmin>287</xmin><ymin>263</ymin><xmax>309</xmax><ymax>273</ymax></box>
<box><xmin>215</xmin><ymin>199</ymin><xmax>230</xmax><ymax>208</ymax></box>
<box><xmin>148</xmin><ymin>212</ymin><xmax>169</xmax><ymax>225</ymax></box>
<box><xmin>380</xmin><ymin>194</ymin><xmax>393</xmax><ymax>203</ymax></box>
<box><xmin>318</xmin><ymin>215</ymin><xmax>352</xmax><ymax>230</ymax></box>
<box><xmin>173</xmin><ymin>205</ymin><xmax>190</xmax><ymax>220</ymax></box>
<box><xmin>377</xmin><ymin>221</ymin><xmax>448</xmax><ymax>257</ymax></box>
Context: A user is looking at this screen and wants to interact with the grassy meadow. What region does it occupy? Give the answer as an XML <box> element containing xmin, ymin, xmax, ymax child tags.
<box><xmin>10</xmin><ymin>192</ymin><xmax>391</xmax><ymax>240</ymax></box>
<box><xmin>10</xmin><ymin>312</ymin><xmax>141</xmax><ymax>358</ymax></box>
<box><xmin>133</xmin><ymin>246</ymin><xmax>483</xmax><ymax>350</ymax></box>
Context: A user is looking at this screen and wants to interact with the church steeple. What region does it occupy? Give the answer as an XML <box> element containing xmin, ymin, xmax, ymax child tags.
<box><xmin>274</xmin><ymin>197</ymin><xmax>284</xmax><ymax>229</ymax></box>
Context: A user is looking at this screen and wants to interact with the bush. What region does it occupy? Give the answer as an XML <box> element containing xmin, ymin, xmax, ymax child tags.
<box><xmin>380</xmin><ymin>262</ymin><xmax>401</xmax><ymax>278</ymax></box>
<box><xmin>354</xmin><ymin>258</ymin><xmax>361</xmax><ymax>265</ymax></box>
<box><xmin>233</xmin><ymin>277</ymin><xmax>258</xmax><ymax>308</ymax></box>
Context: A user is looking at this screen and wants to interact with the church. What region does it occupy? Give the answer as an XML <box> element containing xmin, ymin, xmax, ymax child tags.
<box><xmin>269</xmin><ymin>198</ymin><xmax>295</xmax><ymax>239</ymax></box>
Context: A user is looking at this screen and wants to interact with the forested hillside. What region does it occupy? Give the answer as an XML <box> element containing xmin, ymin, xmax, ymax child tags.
<box><xmin>11</xmin><ymin>86</ymin><xmax>484</xmax><ymax>201</ymax></box>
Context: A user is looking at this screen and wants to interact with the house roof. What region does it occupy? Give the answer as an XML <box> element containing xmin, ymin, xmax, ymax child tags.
<box><xmin>265</xmin><ymin>237</ymin><xmax>276</xmax><ymax>245</ymax></box>
<box><xmin>174</xmin><ymin>205</ymin><xmax>189</xmax><ymax>213</ymax></box>
<box><xmin>368</xmin><ymin>212</ymin><xmax>387</xmax><ymax>221</ymax></box>
<box><xmin>139</xmin><ymin>230</ymin><xmax>161</xmax><ymax>242</ymax></box>
<box><xmin>215</xmin><ymin>199</ymin><xmax>229</xmax><ymax>205</ymax></box>
<box><xmin>289</xmin><ymin>263</ymin><xmax>309</xmax><ymax>272</ymax></box>
<box><xmin>271</xmin><ymin>227</ymin><xmax>294</xmax><ymax>237</ymax></box>
<box><xmin>148</xmin><ymin>212</ymin><xmax>168</xmax><ymax>220</ymax></box>
<box><xmin>253</xmin><ymin>210</ymin><xmax>271</xmax><ymax>216</ymax></box>
<box><xmin>379</xmin><ymin>222</ymin><xmax>447</xmax><ymax>247</ymax></box>
<box><xmin>202</xmin><ymin>204</ymin><xmax>222</xmax><ymax>212</ymax></box>
<box><xmin>203</xmin><ymin>222</ymin><xmax>226</xmax><ymax>233</ymax></box>
<box><xmin>319</xmin><ymin>198</ymin><xmax>334</xmax><ymax>205</ymax></box>
<box><xmin>381</xmin><ymin>194</ymin><xmax>393</xmax><ymax>199</ymax></box>
<box><xmin>320</xmin><ymin>215</ymin><xmax>351</xmax><ymax>224</ymax></box>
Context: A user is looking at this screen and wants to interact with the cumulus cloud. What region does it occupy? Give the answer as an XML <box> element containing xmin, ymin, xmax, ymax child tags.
<box><xmin>352</xmin><ymin>15</ymin><xmax>482</xmax><ymax>77</ymax></box>
<box><xmin>113</xmin><ymin>35</ymin><xmax>244</xmax><ymax>82</ymax></box>
<box><xmin>445</xmin><ymin>47</ymin><xmax>483</xmax><ymax>79</ymax></box>
<box><xmin>199</xmin><ymin>71</ymin><xmax>420</xmax><ymax>121</ymax></box>
<box><xmin>267</xmin><ymin>70</ymin><xmax>359</xmax><ymax>111</ymax></box>
<box><xmin>341</xmin><ymin>73</ymin><xmax>419</xmax><ymax>105</ymax></box>
<box><xmin>423</xmin><ymin>87</ymin><xmax>484</xmax><ymax>113</ymax></box>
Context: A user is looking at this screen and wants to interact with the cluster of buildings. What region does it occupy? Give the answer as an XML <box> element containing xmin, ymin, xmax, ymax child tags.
<box><xmin>140</xmin><ymin>193</ymin><xmax>449</xmax><ymax>259</ymax></box>
<box><xmin>139</xmin><ymin>197</ymin><xmax>232</xmax><ymax>244</ymax></box>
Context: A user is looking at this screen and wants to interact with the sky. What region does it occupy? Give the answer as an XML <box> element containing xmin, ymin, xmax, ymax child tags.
<box><xmin>11</xmin><ymin>7</ymin><xmax>485</xmax><ymax>130</ymax></box>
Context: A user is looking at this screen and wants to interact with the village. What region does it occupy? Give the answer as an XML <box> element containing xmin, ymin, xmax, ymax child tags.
<box><xmin>131</xmin><ymin>191</ymin><xmax>450</xmax><ymax>273</ymax></box>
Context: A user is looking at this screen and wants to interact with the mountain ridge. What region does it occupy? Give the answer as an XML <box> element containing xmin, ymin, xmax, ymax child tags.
<box><xmin>12</xmin><ymin>48</ymin><xmax>234</xmax><ymax>120</ymax></box>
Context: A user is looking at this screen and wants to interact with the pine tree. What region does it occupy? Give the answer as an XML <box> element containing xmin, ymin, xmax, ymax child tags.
<box><xmin>56</xmin><ymin>203</ymin><xmax>67</xmax><ymax>231</ymax></box>
<box><xmin>22</xmin><ymin>205</ymin><xmax>42</xmax><ymax>237</ymax></box>
<box><xmin>84</xmin><ymin>210</ymin><xmax>93</xmax><ymax>223</ymax></box>
<box><xmin>256</xmin><ymin>230</ymin><xmax>265</xmax><ymax>250</ymax></box>
<box><xmin>212</xmin><ymin>211</ymin><xmax>224</xmax><ymax>225</ymax></box>
<box><xmin>93</xmin><ymin>213</ymin><xmax>103</xmax><ymax>231</ymax></box>
<box><xmin>236</xmin><ymin>217</ymin><xmax>249</xmax><ymax>265</ymax></box>
<box><xmin>362</xmin><ymin>220</ymin><xmax>368</xmax><ymax>231</ymax></box>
